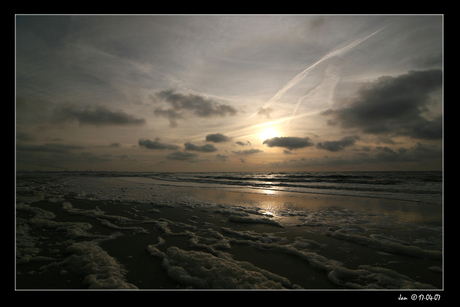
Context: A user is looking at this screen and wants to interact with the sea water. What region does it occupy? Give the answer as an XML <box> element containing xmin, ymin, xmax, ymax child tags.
<box><xmin>121</xmin><ymin>171</ymin><xmax>443</xmax><ymax>205</ymax></box>
<box><xmin>15</xmin><ymin>171</ymin><xmax>443</xmax><ymax>290</ymax></box>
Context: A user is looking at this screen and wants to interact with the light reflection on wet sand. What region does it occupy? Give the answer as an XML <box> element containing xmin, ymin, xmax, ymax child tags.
<box><xmin>178</xmin><ymin>186</ymin><xmax>442</xmax><ymax>226</ymax></box>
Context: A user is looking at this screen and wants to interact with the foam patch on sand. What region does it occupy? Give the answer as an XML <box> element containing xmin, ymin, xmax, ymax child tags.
<box><xmin>16</xmin><ymin>181</ymin><xmax>137</xmax><ymax>288</ymax></box>
<box><xmin>227</xmin><ymin>214</ymin><xmax>284</xmax><ymax>227</ymax></box>
<box><xmin>327</xmin><ymin>230</ymin><xmax>442</xmax><ymax>260</ymax></box>
<box><xmin>148</xmin><ymin>227</ymin><xmax>438</xmax><ymax>289</ymax></box>
<box><xmin>328</xmin><ymin>265</ymin><xmax>437</xmax><ymax>289</ymax></box>
<box><xmin>16</xmin><ymin>203</ymin><xmax>61</xmax><ymax>264</ymax></box>
<box><xmin>147</xmin><ymin>244</ymin><xmax>296</xmax><ymax>289</ymax></box>
<box><xmin>55</xmin><ymin>241</ymin><xmax>137</xmax><ymax>289</ymax></box>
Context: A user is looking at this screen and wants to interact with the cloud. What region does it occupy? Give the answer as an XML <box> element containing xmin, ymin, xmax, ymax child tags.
<box><xmin>153</xmin><ymin>108</ymin><xmax>182</xmax><ymax>128</ymax></box>
<box><xmin>205</xmin><ymin>133</ymin><xmax>233</xmax><ymax>143</ymax></box>
<box><xmin>16</xmin><ymin>143</ymin><xmax>85</xmax><ymax>153</ymax></box>
<box><xmin>167</xmin><ymin>151</ymin><xmax>199</xmax><ymax>161</ymax></box>
<box><xmin>16</xmin><ymin>132</ymin><xmax>36</xmax><ymax>142</ymax></box>
<box><xmin>184</xmin><ymin>142</ymin><xmax>218</xmax><ymax>152</ymax></box>
<box><xmin>316</xmin><ymin>135</ymin><xmax>360</xmax><ymax>152</ymax></box>
<box><xmin>232</xmin><ymin>148</ymin><xmax>264</xmax><ymax>155</ymax></box>
<box><xmin>262</xmin><ymin>137</ymin><xmax>314</xmax><ymax>151</ymax></box>
<box><xmin>153</xmin><ymin>90</ymin><xmax>237</xmax><ymax>127</ymax></box>
<box><xmin>410</xmin><ymin>52</ymin><xmax>442</xmax><ymax>69</ymax></box>
<box><xmin>374</xmin><ymin>136</ymin><xmax>398</xmax><ymax>145</ymax></box>
<box><xmin>235</xmin><ymin>141</ymin><xmax>251</xmax><ymax>146</ymax></box>
<box><xmin>410</xmin><ymin>115</ymin><xmax>442</xmax><ymax>140</ymax></box>
<box><xmin>364</xmin><ymin>143</ymin><xmax>442</xmax><ymax>164</ymax></box>
<box><xmin>138</xmin><ymin>138</ymin><xmax>180</xmax><ymax>150</ymax></box>
<box><xmin>51</xmin><ymin>103</ymin><xmax>146</xmax><ymax>126</ymax></box>
<box><xmin>216</xmin><ymin>154</ymin><xmax>230</xmax><ymax>162</ymax></box>
<box><xmin>265</xmin><ymin>142</ymin><xmax>442</xmax><ymax>169</ymax></box>
<box><xmin>257</xmin><ymin>107</ymin><xmax>273</xmax><ymax>119</ymax></box>
<box><xmin>322</xmin><ymin>69</ymin><xmax>442</xmax><ymax>139</ymax></box>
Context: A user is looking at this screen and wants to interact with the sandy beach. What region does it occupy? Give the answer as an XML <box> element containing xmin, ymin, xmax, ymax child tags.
<box><xmin>15</xmin><ymin>173</ymin><xmax>443</xmax><ymax>290</ymax></box>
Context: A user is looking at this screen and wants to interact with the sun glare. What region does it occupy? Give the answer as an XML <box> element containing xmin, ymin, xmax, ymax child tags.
<box><xmin>259</xmin><ymin>128</ymin><xmax>280</xmax><ymax>140</ymax></box>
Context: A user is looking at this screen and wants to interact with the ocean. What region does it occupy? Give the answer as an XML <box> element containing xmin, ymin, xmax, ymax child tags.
<box><xmin>108</xmin><ymin>171</ymin><xmax>443</xmax><ymax>205</ymax></box>
<box><xmin>15</xmin><ymin>171</ymin><xmax>443</xmax><ymax>290</ymax></box>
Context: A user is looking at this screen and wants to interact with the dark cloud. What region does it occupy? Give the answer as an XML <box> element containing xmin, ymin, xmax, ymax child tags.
<box><xmin>257</xmin><ymin>107</ymin><xmax>273</xmax><ymax>119</ymax></box>
<box><xmin>108</xmin><ymin>142</ymin><xmax>121</xmax><ymax>148</ymax></box>
<box><xmin>374</xmin><ymin>136</ymin><xmax>398</xmax><ymax>145</ymax></box>
<box><xmin>316</xmin><ymin>135</ymin><xmax>360</xmax><ymax>152</ymax></box>
<box><xmin>232</xmin><ymin>148</ymin><xmax>264</xmax><ymax>155</ymax></box>
<box><xmin>366</xmin><ymin>143</ymin><xmax>442</xmax><ymax>163</ymax></box>
<box><xmin>16</xmin><ymin>132</ymin><xmax>36</xmax><ymax>142</ymax></box>
<box><xmin>16</xmin><ymin>143</ymin><xmax>85</xmax><ymax>153</ymax></box>
<box><xmin>167</xmin><ymin>151</ymin><xmax>199</xmax><ymax>161</ymax></box>
<box><xmin>153</xmin><ymin>108</ymin><xmax>182</xmax><ymax>128</ymax></box>
<box><xmin>410</xmin><ymin>115</ymin><xmax>442</xmax><ymax>140</ymax></box>
<box><xmin>322</xmin><ymin>69</ymin><xmax>442</xmax><ymax>139</ymax></box>
<box><xmin>205</xmin><ymin>133</ymin><xmax>233</xmax><ymax>143</ymax></box>
<box><xmin>262</xmin><ymin>137</ymin><xmax>314</xmax><ymax>151</ymax></box>
<box><xmin>265</xmin><ymin>142</ymin><xmax>442</xmax><ymax>169</ymax></box>
<box><xmin>52</xmin><ymin>103</ymin><xmax>146</xmax><ymax>126</ymax></box>
<box><xmin>138</xmin><ymin>138</ymin><xmax>180</xmax><ymax>150</ymax></box>
<box><xmin>235</xmin><ymin>141</ymin><xmax>251</xmax><ymax>146</ymax></box>
<box><xmin>184</xmin><ymin>142</ymin><xmax>218</xmax><ymax>152</ymax></box>
<box><xmin>153</xmin><ymin>90</ymin><xmax>237</xmax><ymax>127</ymax></box>
<box><xmin>410</xmin><ymin>52</ymin><xmax>442</xmax><ymax>69</ymax></box>
<box><xmin>216</xmin><ymin>154</ymin><xmax>230</xmax><ymax>162</ymax></box>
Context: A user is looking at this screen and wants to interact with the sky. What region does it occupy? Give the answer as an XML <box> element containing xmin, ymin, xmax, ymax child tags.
<box><xmin>15</xmin><ymin>15</ymin><xmax>443</xmax><ymax>172</ymax></box>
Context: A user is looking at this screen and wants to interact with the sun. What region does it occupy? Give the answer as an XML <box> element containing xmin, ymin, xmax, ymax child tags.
<box><xmin>259</xmin><ymin>127</ymin><xmax>280</xmax><ymax>141</ymax></box>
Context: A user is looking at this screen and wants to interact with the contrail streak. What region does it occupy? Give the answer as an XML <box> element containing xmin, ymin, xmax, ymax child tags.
<box><xmin>249</xmin><ymin>27</ymin><xmax>386</xmax><ymax>118</ymax></box>
<box><xmin>286</xmin><ymin>63</ymin><xmax>341</xmax><ymax>126</ymax></box>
